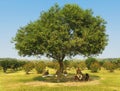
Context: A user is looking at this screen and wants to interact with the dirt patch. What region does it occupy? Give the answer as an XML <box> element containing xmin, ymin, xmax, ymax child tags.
<box><xmin>24</xmin><ymin>81</ymin><xmax>56</xmax><ymax>87</ymax></box>
<box><xmin>24</xmin><ymin>80</ymin><xmax>100</xmax><ymax>87</ymax></box>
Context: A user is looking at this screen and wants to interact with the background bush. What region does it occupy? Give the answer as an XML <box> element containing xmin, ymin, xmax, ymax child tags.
<box><xmin>23</xmin><ymin>62</ymin><xmax>34</xmax><ymax>74</ymax></box>
<box><xmin>78</xmin><ymin>61</ymin><xmax>87</xmax><ymax>70</ymax></box>
<box><xmin>0</xmin><ymin>57</ymin><xmax>120</xmax><ymax>74</ymax></box>
<box><xmin>103</xmin><ymin>61</ymin><xmax>116</xmax><ymax>72</ymax></box>
<box><xmin>90</xmin><ymin>61</ymin><xmax>101</xmax><ymax>72</ymax></box>
<box><xmin>46</xmin><ymin>61</ymin><xmax>59</xmax><ymax>70</ymax></box>
<box><xmin>85</xmin><ymin>57</ymin><xmax>97</xmax><ymax>70</ymax></box>
<box><xmin>35</xmin><ymin>61</ymin><xmax>46</xmax><ymax>74</ymax></box>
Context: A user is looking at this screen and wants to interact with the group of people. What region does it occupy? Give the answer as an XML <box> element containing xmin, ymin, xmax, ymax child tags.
<box><xmin>42</xmin><ymin>67</ymin><xmax>89</xmax><ymax>81</ymax></box>
<box><xmin>74</xmin><ymin>67</ymin><xmax>89</xmax><ymax>81</ymax></box>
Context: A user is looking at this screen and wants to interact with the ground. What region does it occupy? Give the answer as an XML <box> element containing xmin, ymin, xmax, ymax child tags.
<box><xmin>0</xmin><ymin>68</ymin><xmax>120</xmax><ymax>91</ymax></box>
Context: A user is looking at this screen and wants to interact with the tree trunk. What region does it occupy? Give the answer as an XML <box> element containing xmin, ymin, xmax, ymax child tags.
<box><xmin>58</xmin><ymin>60</ymin><xmax>64</xmax><ymax>73</ymax></box>
<box><xmin>3</xmin><ymin>68</ymin><xmax>7</xmax><ymax>73</ymax></box>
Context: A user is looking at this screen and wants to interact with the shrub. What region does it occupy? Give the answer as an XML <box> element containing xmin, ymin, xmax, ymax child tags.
<box><xmin>10</xmin><ymin>59</ymin><xmax>19</xmax><ymax>71</ymax></box>
<box><xmin>78</xmin><ymin>61</ymin><xmax>87</xmax><ymax>70</ymax></box>
<box><xmin>99</xmin><ymin>60</ymin><xmax>105</xmax><ymax>67</ymax></box>
<box><xmin>64</xmin><ymin>60</ymin><xmax>70</xmax><ymax>69</ymax></box>
<box><xmin>66</xmin><ymin>61</ymin><xmax>86</xmax><ymax>70</ymax></box>
<box><xmin>103</xmin><ymin>61</ymin><xmax>116</xmax><ymax>72</ymax></box>
<box><xmin>70</xmin><ymin>61</ymin><xmax>79</xmax><ymax>69</ymax></box>
<box><xmin>85</xmin><ymin>57</ymin><xmax>97</xmax><ymax>70</ymax></box>
<box><xmin>0</xmin><ymin>66</ymin><xmax>2</xmax><ymax>70</ymax></box>
<box><xmin>18</xmin><ymin>61</ymin><xmax>27</xmax><ymax>70</ymax></box>
<box><xmin>115</xmin><ymin>59</ymin><xmax>120</xmax><ymax>69</ymax></box>
<box><xmin>0</xmin><ymin>59</ymin><xmax>11</xmax><ymax>72</ymax></box>
<box><xmin>47</xmin><ymin>61</ymin><xmax>59</xmax><ymax>69</ymax></box>
<box><xmin>90</xmin><ymin>61</ymin><xmax>101</xmax><ymax>72</ymax></box>
<box><xmin>35</xmin><ymin>61</ymin><xmax>46</xmax><ymax>74</ymax></box>
<box><xmin>23</xmin><ymin>62</ymin><xmax>34</xmax><ymax>74</ymax></box>
<box><xmin>0</xmin><ymin>58</ymin><xmax>27</xmax><ymax>72</ymax></box>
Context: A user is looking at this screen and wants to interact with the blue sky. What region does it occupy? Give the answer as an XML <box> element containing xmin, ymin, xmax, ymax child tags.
<box><xmin>0</xmin><ymin>0</ymin><xmax>120</xmax><ymax>59</ymax></box>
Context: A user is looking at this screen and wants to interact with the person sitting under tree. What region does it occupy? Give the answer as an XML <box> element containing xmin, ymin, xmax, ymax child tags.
<box><xmin>84</xmin><ymin>73</ymin><xmax>89</xmax><ymax>81</ymax></box>
<box><xmin>74</xmin><ymin>67</ymin><xmax>83</xmax><ymax>81</ymax></box>
<box><xmin>76</xmin><ymin>67</ymin><xmax>82</xmax><ymax>75</ymax></box>
<box><xmin>42</xmin><ymin>70</ymin><xmax>49</xmax><ymax>77</ymax></box>
<box><xmin>63</xmin><ymin>70</ymin><xmax>68</xmax><ymax>76</ymax></box>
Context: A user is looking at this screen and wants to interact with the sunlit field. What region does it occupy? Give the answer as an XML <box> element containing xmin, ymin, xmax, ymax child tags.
<box><xmin>0</xmin><ymin>68</ymin><xmax>120</xmax><ymax>91</ymax></box>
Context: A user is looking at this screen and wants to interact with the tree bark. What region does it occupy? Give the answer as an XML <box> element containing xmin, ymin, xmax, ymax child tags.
<box><xmin>57</xmin><ymin>53</ymin><xmax>65</xmax><ymax>73</ymax></box>
<box><xmin>58</xmin><ymin>60</ymin><xmax>64</xmax><ymax>73</ymax></box>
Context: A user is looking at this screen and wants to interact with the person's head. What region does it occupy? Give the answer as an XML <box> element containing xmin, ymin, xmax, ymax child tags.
<box><xmin>86</xmin><ymin>73</ymin><xmax>89</xmax><ymax>76</ymax></box>
<box><xmin>77</xmin><ymin>67</ymin><xmax>80</xmax><ymax>70</ymax></box>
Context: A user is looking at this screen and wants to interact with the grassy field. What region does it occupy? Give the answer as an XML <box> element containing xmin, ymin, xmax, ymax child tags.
<box><xmin>0</xmin><ymin>68</ymin><xmax>120</xmax><ymax>91</ymax></box>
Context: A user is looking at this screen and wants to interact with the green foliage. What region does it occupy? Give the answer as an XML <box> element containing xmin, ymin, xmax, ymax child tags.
<box><xmin>23</xmin><ymin>62</ymin><xmax>34</xmax><ymax>74</ymax></box>
<box><xmin>98</xmin><ymin>58</ymin><xmax>120</xmax><ymax>69</ymax></box>
<box><xmin>78</xmin><ymin>61</ymin><xmax>87</xmax><ymax>70</ymax></box>
<box><xmin>70</xmin><ymin>61</ymin><xmax>79</xmax><ymax>68</ymax></box>
<box><xmin>13</xmin><ymin>4</ymin><xmax>108</xmax><ymax>73</ymax></box>
<box><xmin>66</xmin><ymin>61</ymin><xmax>86</xmax><ymax>70</ymax></box>
<box><xmin>85</xmin><ymin>57</ymin><xmax>97</xmax><ymax>69</ymax></box>
<box><xmin>0</xmin><ymin>58</ymin><xmax>27</xmax><ymax>72</ymax></box>
<box><xmin>0</xmin><ymin>58</ymin><xmax>18</xmax><ymax>72</ymax></box>
<box><xmin>98</xmin><ymin>60</ymin><xmax>105</xmax><ymax>67</ymax></box>
<box><xmin>10</xmin><ymin>59</ymin><xmax>20</xmax><ymax>71</ymax></box>
<box><xmin>90</xmin><ymin>61</ymin><xmax>101</xmax><ymax>72</ymax></box>
<box><xmin>35</xmin><ymin>61</ymin><xmax>46</xmax><ymax>74</ymax></box>
<box><xmin>114</xmin><ymin>58</ymin><xmax>120</xmax><ymax>69</ymax></box>
<box><xmin>64</xmin><ymin>60</ymin><xmax>70</xmax><ymax>69</ymax></box>
<box><xmin>0</xmin><ymin>60</ymin><xmax>10</xmax><ymax>72</ymax></box>
<box><xmin>17</xmin><ymin>60</ymin><xmax>27</xmax><ymax>69</ymax></box>
<box><xmin>47</xmin><ymin>61</ymin><xmax>59</xmax><ymax>69</ymax></box>
<box><xmin>103</xmin><ymin>61</ymin><xmax>116</xmax><ymax>72</ymax></box>
<box><xmin>0</xmin><ymin>66</ymin><xmax>2</xmax><ymax>70</ymax></box>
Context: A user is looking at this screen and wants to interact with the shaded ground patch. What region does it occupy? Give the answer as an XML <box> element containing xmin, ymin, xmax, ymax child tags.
<box><xmin>33</xmin><ymin>74</ymin><xmax>100</xmax><ymax>83</ymax></box>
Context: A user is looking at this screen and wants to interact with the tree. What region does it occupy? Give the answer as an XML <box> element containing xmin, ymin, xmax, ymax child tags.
<box><xmin>47</xmin><ymin>61</ymin><xmax>59</xmax><ymax>70</ymax></box>
<box><xmin>0</xmin><ymin>58</ymin><xmax>17</xmax><ymax>73</ymax></box>
<box><xmin>23</xmin><ymin>62</ymin><xmax>34</xmax><ymax>74</ymax></box>
<box><xmin>90</xmin><ymin>61</ymin><xmax>101</xmax><ymax>72</ymax></box>
<box><xmin>78</xmin><ymin>61</ymin><xmax>87</xmax><ymax>70</ymax></box>
<box><xmin>13</xmin><ymin>4</ymin><xmax>108</xmax><ymax>73</ymax></box>
<box><xmin>85</xmin><ymin>57</ymin><xmax>98</xmax><ymax>69</ymax></box>
<box><xmin>103</xmin><ymin>61</ymin><xmax>116</xmax><ymax>72</ymax></box>
<box><xmin>35</xmin><ymin>61</ymin><xmax>46</xmax><ymax>74</ymax></box>
<box><xmin>64</xmin><ymin>60</ymin><xmax>70</xmax><ymax>69</ymax></box>
<box><xmin>0</xmin><ymin>60</ymin><xmax>10</xmax><ymax>72</ymax></box>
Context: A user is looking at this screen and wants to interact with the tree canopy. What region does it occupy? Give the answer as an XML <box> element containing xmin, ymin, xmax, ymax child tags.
<box><xmin>13</xmin><ymin>4</ymin><xmax>108</xmax><ymax>72</ymax></box>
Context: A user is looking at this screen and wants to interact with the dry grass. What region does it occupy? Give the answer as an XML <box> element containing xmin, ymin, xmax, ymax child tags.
<box><xmin>23</xmin><ymin>79</ymin><xmax>100</xmax><ymax>87</ymax></box>
<box><xmin>0</xmin><ymin>69</ymin><xmax>120</xmax><ymax>91</ymax></box>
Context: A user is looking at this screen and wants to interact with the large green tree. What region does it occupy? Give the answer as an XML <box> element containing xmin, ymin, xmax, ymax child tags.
<box><xmin>13</xmin><ymin>4</ymin><xmax>108</xmax><ymax>73</ymax></box>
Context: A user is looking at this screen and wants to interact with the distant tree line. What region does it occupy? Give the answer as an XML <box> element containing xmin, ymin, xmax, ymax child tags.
<box><xmin>0</xmin><ymin>58</ymin><xmax>120</xmax><ymax>74</ymax></box>
<box><xmin>0</xmin><ymin>58</ymin><xmax>26</xmax><ymax>72</ymax></box>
